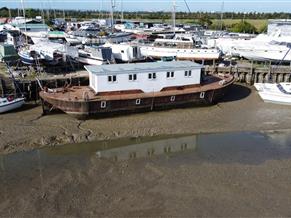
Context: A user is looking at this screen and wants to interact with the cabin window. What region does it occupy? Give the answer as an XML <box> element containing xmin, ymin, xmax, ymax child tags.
<box><xmin>136</xmin><ymin>99</ymin><xmax>141</xmax><ymax>105</ymax></box>
<box><xmin>108</xmin><ymin>76</ymin><xmax>112</xmax><ymax>82</ymax></box>
<box><xmin>167</xmin><ymin>72</ymin><xmax>174</xmax><ymax>78</ymax></box>
<box><xmin>184</xmin><ymin>70</ymin><xmax>192</xmax><ymax>77</ymax></box>
<box><xmin>200</xmin><ymin>92</ymin><xmax>205</xmax><ymax>99</ymax></box>
<box><xmin>121</xmin><ymin>50</ymin><xmax>124</xmax><ymax>53</ymax></box>
<box><xmin>148</xmin><ymin>73</ymin><xmax>156</xmax><ymax>80</ymax></box>
<box><xmin>101</xmin><ymin>101</ymin><xmax>106</xmax><ymax>108</ymax></box>
<box><xmin>108</xmin><ymin>75</ymin><xmax>117</xmax><ymax>83</ymax></box>
<box><xmin>129</xmin><ymin>74</ymin><xmax>137</xmax><ymax>81</ymax></box>
<box><xmin>170</xmin><ymin>96</ymin><xmax>175</xmax><ymax>102</ymax></box>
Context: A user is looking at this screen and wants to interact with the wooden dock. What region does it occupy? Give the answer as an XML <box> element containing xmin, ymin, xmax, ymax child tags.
<box><xmin>205</xmin><ymin>64</ymin><xmax>291</xmax><ymax>85</ymax></box>
<box><xmin>1</xmin><ymin>63</ymin><xmax>291</xmax><ymax>101</ymax></box>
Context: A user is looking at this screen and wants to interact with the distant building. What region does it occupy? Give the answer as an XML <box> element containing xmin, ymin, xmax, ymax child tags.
<box><xmin>268</xmin><ymin>19</ymin><xmax>291</xmax><ymax>36</ymax></box>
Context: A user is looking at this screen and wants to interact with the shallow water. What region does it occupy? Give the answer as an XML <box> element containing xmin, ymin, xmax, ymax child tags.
<box><xmin>2</xmin><ymin>130</ymin><xmax>291</xmax><ymax>217</ymax></box>
<box><xmin>1</xmin><ymin>130</ymin><xmax>291</xmax><ymax>184</ymax></box>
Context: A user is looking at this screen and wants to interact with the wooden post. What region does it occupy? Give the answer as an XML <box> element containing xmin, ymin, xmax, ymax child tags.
<box><xmin>251</xmin><ymin>60</ymin><xmax>254</xmax><ymax>83</ymax></box>
<box><xmin>268</xmin><ymin>61</ymin><xmax>272</xmax><ymax>82</ymax></box>
<box><xmin>0</xmin><ymin>79</ymin><xmax>4</xmax><ymax>97</ymax></box>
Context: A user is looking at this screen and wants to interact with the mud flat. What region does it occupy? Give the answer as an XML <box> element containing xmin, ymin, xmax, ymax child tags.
<box><xmin>1</xmin><ymin>131</ymin><xmax>291</xmax><ymax>217</ymax></box>
<box><xmin>1</xmin><ymin>84</ymin><xmax>291</xmax><ymax>154</ymax></box>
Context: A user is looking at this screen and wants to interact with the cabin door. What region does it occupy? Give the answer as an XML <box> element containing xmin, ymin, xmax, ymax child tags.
<box><xmin>133</xmin><ymin>46</ymin><xmax>138</xmax><ymax>58</ymax></box>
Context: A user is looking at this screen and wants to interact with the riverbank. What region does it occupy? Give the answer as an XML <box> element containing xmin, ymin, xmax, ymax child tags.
<box><xmin>1</xmin><ymin>84</ymin><xmax>291</xmax><ymax>154</ymax></box>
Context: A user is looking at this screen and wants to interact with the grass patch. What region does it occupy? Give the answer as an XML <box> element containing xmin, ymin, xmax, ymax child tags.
<box><xmin>129</xmin><ymin>18</ymin><xmax>268</xmax><ymax>32</ymax></box>
<box><xmin>0</xmin><ymin>63</ymin><xmax>7</xmax><ymax>75</ymax></box>
<box><xmin>212</xmin><ymin>19</ymin><xmax>267</xmax><ymax>31</ymax></box>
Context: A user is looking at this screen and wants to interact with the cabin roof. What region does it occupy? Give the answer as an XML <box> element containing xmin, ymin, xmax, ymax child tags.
<box><xmin>16</xmin><ymin>23</ymin><xmax>49</xmax><ymax>29</ymax></box>
<box><xmin>85</xmin><ymin>61</ymin><xmax>202</xmax><ymax>76</ymax></box>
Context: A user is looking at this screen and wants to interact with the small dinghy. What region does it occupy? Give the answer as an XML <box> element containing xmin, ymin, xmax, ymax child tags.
<box><xmin>254</xmin><ymin>82</ymin><xmax>291</xmax><ymax>105</ymax></box>
<box><xmin>0</xmin><ymin>96</ymin><xmax>25</xmax><ymax>113</ymax></box>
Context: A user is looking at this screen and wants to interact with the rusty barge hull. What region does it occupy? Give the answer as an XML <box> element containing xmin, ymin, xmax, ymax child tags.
<box><xmin>39</xmin><ymin>75</ymin><xmax>234</xmax><ymax>118</ymax></box>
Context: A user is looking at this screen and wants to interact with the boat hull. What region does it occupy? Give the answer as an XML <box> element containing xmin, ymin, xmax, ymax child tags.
<box><xmin>140</xmin><ymin>46</ymin><xmax>221</xmax><ymax>60</ymax></box>
<box><xmin>18</xmin><ymin>53</ymin><xmax>36</xmax><ymax>65</ymax></box>
<box><xmin>40</xmin><ymin>76</ymin><xmax>233</xmax><ymax>118</ymax></box>
<box><xmin>254</xmin><ymin>82</ymin><xmax>291</xmax><ymax>105</ymax></box>
<box><xmin>78</xmin><ymin>57</ymin><xmax>105</xmax><ymax>65</ymax></box>
<box><xmin>0</xmin><ymin>98</ymin><xmax>25</xmax><ymax>113</ymax></box>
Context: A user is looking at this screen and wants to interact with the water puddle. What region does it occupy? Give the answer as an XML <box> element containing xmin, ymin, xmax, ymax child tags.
<box><xmin>1</xmin><ymin>130</ymin><xmax>291</xmax><ymax>178</ymax></box>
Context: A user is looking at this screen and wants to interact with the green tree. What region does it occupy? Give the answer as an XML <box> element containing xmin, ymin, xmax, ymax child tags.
<box><xmin>258</xmin><ymin>23</ymin><xmax>268</xmax><ymax>33</ymax></box>
<box><xmin>231</xmin><ymin>20</ymin><xmax>257</xmax><ymax>34</ymax></box>
<box><xmin>198</xmin><ymin>15</ymin><xmax>213</xmax><ymax>28</ymax></box>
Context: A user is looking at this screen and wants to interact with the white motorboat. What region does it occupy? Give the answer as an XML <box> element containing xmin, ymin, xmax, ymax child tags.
<box><xmin>233</xmin><ymin>41</ymin><xmax>291</xmax><ymax>62</ymax></box>
<box><xmin>78</xmin><ymin>46</ymin><xmax>113</xmax><ymax>65</ymax></box>
<box><xmin>140</xmin><ymin>34</ymin><xmax>221</xmax><ymax>61</ymax></box>
<box><xmin>254</xmin><ymin>82</ymin><xmax>291</xmax><ymax>105</ymax></box>
<box><xmin>0</xmin><ymin>96</ymin><xmax>25</xmax><ymax>113</ymax></box>
<box><xmin>19</xmin><ymin>41</ymin><xmax>65</xmax><ymax>65</ymax></box>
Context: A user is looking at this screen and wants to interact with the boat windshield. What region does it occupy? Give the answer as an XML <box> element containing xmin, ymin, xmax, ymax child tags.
<box><xmin>270</xmin><ymin>41</ymin><xmax>289</xmax><ymax>46</ymax></box>
<box><xmin>277</xmin><ymin>84</ymin><xmax>291</xmax><ymax>94</ymax></box>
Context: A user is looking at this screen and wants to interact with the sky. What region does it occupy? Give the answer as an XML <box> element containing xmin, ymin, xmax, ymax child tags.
<box><xmin>1</xmin><ymin>0</ymin><xmax>291</xmax><ymax>13</ymax></box>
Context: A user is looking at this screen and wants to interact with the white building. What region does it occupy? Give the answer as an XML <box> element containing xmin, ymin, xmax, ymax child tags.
<box><xmin>85</xmin><ymin>61</ymin><xmax>202</xmax><ymax>94</ymax></box>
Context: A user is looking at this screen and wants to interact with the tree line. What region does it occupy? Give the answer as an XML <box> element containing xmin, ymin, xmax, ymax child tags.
<box><xmin>0</xmin><ymin>7</ymin><xmax>287</xmax><ymax>33</ymax></box>
<box><xmin>1</xmin><ymin>7</ymin><xmax>290</xmax><ymax>21</ymax></box>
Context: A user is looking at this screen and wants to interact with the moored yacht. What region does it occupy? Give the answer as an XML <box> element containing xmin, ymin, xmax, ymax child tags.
<box><xmin>78</xmin><ymin>46</ymin><xmax>114</xmax><ymax>65</ymax></box>
<box><xmin>140</xmin><ymin>34</ymin><xmax>221</xmax><ymax>61</ymax></box>
<box><xmin>18</xmin><ymin>41</ymin><xmax>65</xmax><ymax>65</ymax></box>
<box><xmin>254</xmin><ymin>82</ymin><xmax>291</xmax><ymax>105</ymax></box>
<box><xmin>232</xmin><ymin>41</ymin><xmax>291</xmax><ymax>62</ymax></box>
<box><xmin>18</xmin><ymin>48</ymin><xmax>45</xmax><ymax>65</ymax></box>
<box><xmin>0</xmin><ymin>96</ymin><xmax>25</xmax><ymax>113</ymax></box>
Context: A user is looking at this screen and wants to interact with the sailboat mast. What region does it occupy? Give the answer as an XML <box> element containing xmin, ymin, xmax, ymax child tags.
<box><xmin>8</xmin><ymin>8</ymin><xmax>11</xmax><ymax>19</ymax></box>
<box><xmin>20</xmin><ymin>0</ymin><xmax>28</xmax><ymax>44</ymax></box>
<box><xmin>40</xmin><ymin>2</ymin><xmax>45</xmax><ymax>24</ymax></box>
<box><xmin>110</xmin><ymin>0</ymin><xmax>116</xmax><ymax>32</ymax></box>
<box><xmin>220</xmin><ymin>1</ymin><xmax>224</xmax><ymax>30</ymax></box>
<box><xmin>172</xmin><ymin>0</ymin><xmax>176</xmax><ymax>34</ymax></box>
<box><xmin>120</xmin><ymin>0</ymin><xmax>124</xmax><ymax>22</ymax></box>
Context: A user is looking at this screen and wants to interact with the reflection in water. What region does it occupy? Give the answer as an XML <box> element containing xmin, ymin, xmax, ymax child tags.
<box><xmin>2</xmin><ymin>131</ymin><xmax>291</xmax><ymax>217</ymax></box>
<box><xmin>96</xmin><ymin>135</ymin><xmax>197</xmax><ymax>161</ymax></box>
<box><xmin>265</xmin><ymin>130</ymin><xmax>291</xmax><ymax>148</ymax></box>
<box><xmin>1</xmin><ymin>131</ymin><xmax>291</xmax><ymax>184</ymax></box>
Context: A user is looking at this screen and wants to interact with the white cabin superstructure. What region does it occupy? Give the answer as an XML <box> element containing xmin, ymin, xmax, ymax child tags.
<box><xmin>140</xmin><ymin>34</ymin><xmax>221</xmax><ymax>60</ymax></box>
<box><xmin>103</xmin><ymin>42</ymin><xmax>143</xmax><ymax>62</ymax></box>
<box><xmin>85</xmin><ymin>61</ymin><xmax>202</xmax><ymax>94</ymax></box>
